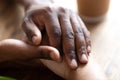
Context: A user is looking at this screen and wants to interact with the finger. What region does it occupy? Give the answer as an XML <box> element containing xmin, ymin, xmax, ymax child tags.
<box><xmin>0</xmin><ymin>39</ymin><xmax>61</xmax><ymax>62</ymax></box>
<box><xmin>43</xmin><ymin>9</ymin><xmax>61</xmax><ymax>51</ymax></box>
<box><xmin>36</xmin><ymin>46</ymin><xmax>61</xmax><ymax>62</ymax></box>
<box><xmin>58</xmin><ymin>9</ymin><xmax>77</xmax><ymax>69</ymax></box>
<box><xmin>22</xmin><ymin>35</ymin><xmax>33</xmax><ymax>45</ymax></box>
<box><xmin>22</xmin><ymin>17</ymin><xmax>41</xmax><ymax>45</ymax></box>
<box><xmin>70</xmin><ymin>13</ymin><xmax>88</xmax><ymax>64</ymax></box>
<box><xmin>78</xmin><ymin>16</ymin><xmax>91</xmax><ymax>54</ymax></box>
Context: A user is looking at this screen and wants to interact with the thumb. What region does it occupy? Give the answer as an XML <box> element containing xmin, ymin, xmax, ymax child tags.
<box><xmin>36</xmin><ymin>46</ymin><xmax>61</xmax><ymax>62</ymax></box>
<box><xmin>0</xmin><ymin>39</ymin><xmax>61</xmax><ymax>62</ymax></box>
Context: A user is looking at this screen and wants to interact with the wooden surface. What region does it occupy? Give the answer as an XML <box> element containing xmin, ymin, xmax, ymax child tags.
<box><xmin>0</xmin><ymin>0</ymin><xmax>120</xmax><ymax>80</ymax></box>
<box><xmin>86</xmin><ymin>0</ymin><xmax>120</xmax><ymax>80</ymax></box>
<box><xmin>43</xmin><ymin>0</ymin><xmax>120</xmax><ymax>80</ymax></box>
<box><xmin>55</xmin><ymin>0</ymin><xmax>120</xmax><ymax>79</ymax></box>
<box><xmin>83</xmin><ymin>0</ymin><xmax>120</xmax><ymax>80</ymax></box>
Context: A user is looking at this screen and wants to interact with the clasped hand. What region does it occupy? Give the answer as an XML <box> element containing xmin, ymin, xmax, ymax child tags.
<box><xmin>22</xmin><ymin>4</ymin><xmax>91</xmax><ymax>69</ymax></box>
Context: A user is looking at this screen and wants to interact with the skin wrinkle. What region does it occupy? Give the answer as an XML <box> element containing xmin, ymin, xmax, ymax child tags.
<box><xmin>69</xmin><ymin>13</ymin><xmax>88</xmax><ymax>64</ymax></box>
<box><xmin>46</xmin><ymin>15</ymin><xmax>61</xmax><ymax>40</ymax></box>
<box><xmin>26</xmin><ymin>8</ymin><xmax>51</xmax><ymax>22</ymax></box>
<box><xmin>76</xmin><ymin>18</ymin><xmax>87</xmax><ymax>47</ymax></box>
<box><xmin>45</xmin><ymin>19</ymin><xmax>61</xmax><ymax>49</ymax></box>
<box><xmin>77</xmin><ymin>16</ymin><xmax>91</xmax><ymax>54</ymax></box>
<box><xmin>43</xmin><ymin>12</ymin><xmax>61</xmax><ymax>52</ymax></box>
<box><xmin>45</xmin><ymin>6</ymin><xmax>53</xmax><ymax>13</ymax></box>
<box><xmin>70</xmin><ymin>14</ymin><xmax>84</xmax><ymax>43</ymax></box>
<box><xmin>86</xmin><ymin>37</ymin><xmax>91</xmax><ymax>46</ymax></box>
<box><xmin>23</xmin><ymin>18</ymin><xmax>41</xmax><ymax>45</ymax></box>
<box><xmin>68</xmin><ymin>50</ymin><xmax>76</xmax><ymax>60</ymax></box>
<box><xmin>61</xmin><ymin>17</ymin><xmax>74</xmax><ymax>39</ymax></box>
<box><xmin>70</xmin><ymin>9</ymin><xmax>89</xmax><ymax>65</ymax></box>
<box><xmin>42</xmin><ymin>8</ymin><xmax>53</xmax><ymax>19</ymax></box>
<box><xmin>62</xmin><ymin>34</ymin><xmax>75</xmax><ymax>56</ymax></box>
<box><xmin>70</xmin><ymin>14</ymin><xmax>86</xmax><ymax>52</ymax></box>
<box><xmin>52</xmin><ymin>27</ymin><xmax>61</xmax><ymax>39</ymax></box>
<box><xmin>74</xmin><ymin>29</ymin><xmax>84</xmax><ymax>40</ymax></box>
<box><xmin>75</xmin><ymin>27</ymin><xmax>82</xmax><ymax>34</ymax></box>
<box><xmin>22</xmin><ymin>3</ymin><xmax>91</xmax><ymax>69</ymax></box>
<box><xmin>58</xmin><ymin>7</ymin><xmax>67</xmax><ymax>14</ymax></box>
<box><xmin>29</xmin><ymin>7</ymin><xmax>62</xmax><ymax>49</ymax></box>
<box><xmin>58</xmin><ymin>9</ymin><xmax>78</xmax><ymax>68</ymax></box>
<box><xmin>63</xmin><ymin>31</ymin><xmax>74</xmax><ymax>40</ymax></box>
<box><xmin>79</xmin><ymin>45</ymin><xmax>87</xmax><ymax>55</ymax></box>
<box><xmin>0</xmin><ymin>2</ymin><xmax>103</xmax><ymax>80</ymax></box>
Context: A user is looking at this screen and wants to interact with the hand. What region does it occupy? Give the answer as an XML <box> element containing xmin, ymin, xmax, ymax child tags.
<box><xmin>22</xmin><ymin>4</ymin><xmax>91</xmax><ymax>69</ymax></box>
<box><xmin>0</xmin><ymin>39</ymin><xmax>60</xmax><ymax>63</ymax></box>
<box><xmin>40</xmin><ymin>56</ymin><xmax>107</xmax><ymax>80</ymax></box>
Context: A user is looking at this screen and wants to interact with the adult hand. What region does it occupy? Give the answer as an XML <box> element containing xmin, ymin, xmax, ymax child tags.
<box><xmin>22</xmin><ymin>4</ymin><xmax>91</xmax><ymax>69</ymax></box>
<box><xmin>0</xmin><ymin>39</ymin><xmax>60</xmax><ymax>63</ymax></box>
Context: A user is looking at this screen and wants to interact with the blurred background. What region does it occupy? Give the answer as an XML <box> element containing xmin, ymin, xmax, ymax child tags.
<box><xmin>55</xmin><ymin>0</ymin><xmax>120</xmax><ymax>80</ymax></box>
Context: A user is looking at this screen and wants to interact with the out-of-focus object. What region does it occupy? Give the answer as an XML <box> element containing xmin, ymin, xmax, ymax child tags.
<box><xmin>0</xmin><ymin>76</ymin><xmax>16</xmax><ymax>80</ymax></box>
<box><xmin>77</xmin><ymin>0</ymin><xmax>110</xmax><ymax>24</ymax></box>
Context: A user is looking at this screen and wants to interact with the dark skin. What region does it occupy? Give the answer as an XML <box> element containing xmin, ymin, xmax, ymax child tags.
<box><xmin>0</xmin><ymin>0</ymin><xmax>91</xmax><ymax>69</ymax></box>
<box><xmin>0</xmin><ymin>39</ymin><xmax>60</xmax><ymax>63</ymax></box>
<box><xmin>0</xmin><ymin>0</ymin><xmax>61</xmax><ymax>65</ymax></box>
<box><xmin>22</xmin><ymin>4</ymin><xmax>91</xmax><ymax>69</ymax></box>
<box><xmin>0</xmin><ymin>1</ymin><xmax>107</xmax><ymax>80</ymax></box>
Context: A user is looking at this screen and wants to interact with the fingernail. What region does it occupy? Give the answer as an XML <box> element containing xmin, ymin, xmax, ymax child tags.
<box><xmin>70</xmin><ymin>59</ymin><xmax>78</xmax><ymax>69</ymax></box>
<box><xmin>32</xmin><ymin>36</ymin><xmax>40</xmax><ymax>45</ymax></box>
<box><xmin>80</xmin><ymin>54</ymin><xmax>88</xmax><ymax>63</ymax></box>
<box><xmin>50</xmin><ymin>52</ymin><xmax>61</xmax><ymax>62</ymax></box>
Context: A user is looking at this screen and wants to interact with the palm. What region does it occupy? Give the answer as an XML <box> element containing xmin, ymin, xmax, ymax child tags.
<box><xmin>40</xmin><ymin>33</ymin><xmax>71</xmax><ymax>79</ymax></box>
<box><xmin>40</xmin><ymin>58</ymin><xmax>70</xmax><ymax>79</ymax></box>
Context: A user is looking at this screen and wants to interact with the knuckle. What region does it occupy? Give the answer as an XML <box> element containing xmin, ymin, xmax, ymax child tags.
<box><xmin>64</xmin><ymin>31</ymin><xmax>74</xmax><ymax>39</ymax></box>
<box><xmin>79</xmin><ymin>46</ymin><xmax>86</xmax><ymax>53</ymax></box>
<box><xmin>53</xmin><ymin>28</ymin><xmax>61</xmax><ymax>38</ymax></box>
<box><xmin>67</xmin><ymin>50</ymin><xmax>76</xmax><ymax>59</ymax></box>
<box><xmin>86</xmin><ymin>38</ymin><xmax>91</xmax><ymax>44</ymax></box>
<box><xmin>75</xmin><ymin>32</ymin><xmax>85</xmax><ymax>44</ymax></box>
<box><xmin>75</xmin><ymin>28</ymin><xmax>83</xmax><ymax>35</ymax></box>
<box><xmin>58</xmin><ymin>7</ymin><xmax>70</xmax><ymax>16</ymax></box>
<box><xmin>58</xmin><ymin>7</ymin><xmax>67</xmax><ymax>13</ymax></box>
<box><xmin>69</xmin><ymin>51</ymin><xmax>76</xmax><ymax>59</ymax></box>
<box><xmin>45</xmin><ymin>6</ymin><xmax>53</xmax><ymax>12</ymax></box>
<box><xmin>62</xmin><ymin>18</ymin><xmax>69</xmax><ymax>24</ymax></box>
<box><xmin>38</xmin><ymin>7</ymin><xmax>53</xmax><ymax>18</ymax></box>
